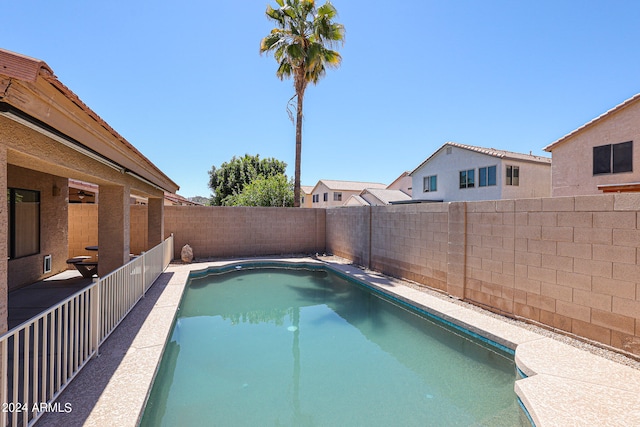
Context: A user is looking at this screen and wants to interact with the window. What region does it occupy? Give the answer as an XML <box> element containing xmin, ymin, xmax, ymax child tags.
<box><xmin>479</xmin><ymin>166</ymin><xmax>497</xmax><ymax>187</ymax></box>
<box><xmin>301</xmin><ymin>196</ymin><xmax>305</xmax><ymax>204</ymax></box>
<box><xmin>423</xmin><ymin>175</ymin><xmax>437</xmax><ymax>192</ymax></box>
<box><xmin>7</xmin><ymin>188</ymin><xmax>40</xmax><ymax>259</ymax></box>
<box><xmin>593</xmin><ymin>141</ymin><xmax>633</xmax><ymax>175</ymax></box>
<box><xmin>333</xmin><ymin>192</ymin><xmax>342</xmax><ymax>202</ymax></box>
<box><xmin>506</xmin><ymin>165</ymin><xmax>519</xmax><ymax>186</ymax></box>
<box><xmin>323</xmin><ymin>192</ymin><xmax>328</xmax><ymax>202</ymax></box>
<box><xmin>312</xmin><ymin>194</ymin><xmax>319</xmax><ymax>203</ymax></box>
<box><xmin>459</xmin><ymin>169</ymin><xmax>475</xmax><ymax>189</ymax></box>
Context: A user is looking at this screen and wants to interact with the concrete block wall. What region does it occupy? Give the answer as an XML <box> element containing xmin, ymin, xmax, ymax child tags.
<box><xmin>65</xmin><ymin>196</ymin><xmax>640</xmax><ymax>355</ymax></box>
<box><xmin>68</xmin><ymin>204</ymin><xmax>98</xmax><ymax>260</ymax></box>
<box><xmin>325</xmin><ymin>206</ymin><xmax>371</xmax><ymax>266</ymax></box>
<box><xmin>371</xmin><ymin>204</ymin><xmax>449</xmax><ymax>291</ymax></box>
<box><xmin>509</xmin><ymin>194</ymin><xmax>640</xmax><ymax>355</ymax></box>
<box><xmin>68</xmin><ymin>204</ymin><xmax>149</xmax><ymax>260</ymax></box>
<box><xmin>130</xmin><ymin>205</ymin><xmax>148</xmax><ymax>255</ymax></box>
<box><xmin>164</xmin><ymin>206</ymin><xmax>326</xmax><ymax>259</ymax></box>
<box><xmin>325</xmin><ymin>195</ymin><xmax>640</xmax><ymax>356</ymax></box>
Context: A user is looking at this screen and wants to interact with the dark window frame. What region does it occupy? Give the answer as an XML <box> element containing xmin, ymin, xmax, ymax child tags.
<box><xmin>479</xmin><ymin>165</ymin><xmax>497</xmax><ymax>187</ymax></box>
<box><xmin>593</xmin><ymin>141</ymin><xmax>633</xmax><ymax>175</ymax></box>
<box><xmin>459</xmin><ymin>169</ymin><xmax>475</xmax><ymax>189</ymax></box>
<box><xmin>506</xmin><ymin>165</ymin><xmax>519</xmax><ymax>186</ymax></box>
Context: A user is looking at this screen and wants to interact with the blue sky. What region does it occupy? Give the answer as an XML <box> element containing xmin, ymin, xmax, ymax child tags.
<box><xmin>3</xmin><ymin>1</ymin><xmax>640</xmax><ymax>197</ymax></box>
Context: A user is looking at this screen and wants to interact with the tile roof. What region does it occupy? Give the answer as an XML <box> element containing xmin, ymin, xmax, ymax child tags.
<box><xmin>410</xmin><ymin>142</ymin><xmax>551</xmax><ymax>175</ymax></box>
<box><xmin>362</xmin><ymin>188</ymin><xmax>412</xmax><ymax>204</ymax></box>
<box><xmin>0</xmin><ymin>48</ymin><xmax>179</xmax><ymax>193</ymax></box>
<box><xmin>315</xmin><ymin>179</ymin><xmax>387</xmax><ymax>192</ymax></box>
<box><xmin>543</xmin><ymin>93</ymin><xmax>640</xmax><ymax>152</ymax></box>
<box><xmin>387</xmin><ymin>171</ymin><xmax>410</xmax><ymax>189</ymax></box>
<box><xmin>0</xmin><ymin>49</ymin><xmax>52</xmax><ymax>82</ymax></box>
<box><xmin>345</xmin><ymin>195</ymin><xmax>368</xmax><ymax>206</ymax></box>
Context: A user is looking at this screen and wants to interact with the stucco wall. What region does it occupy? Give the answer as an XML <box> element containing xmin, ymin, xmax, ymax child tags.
<box><xmin>8</xmin><ymin>165</ymin><xmax>69</xmax><ymax>291</ymax></box>
<box><xmin>164</xmin><ymin>206</ymin><xmax>326</xmax><ymax>259</ymax></box>
<box><xmin>326</xmin><ymin>195</ymin><xmax>640</xmax><ymax>356</ymax></box>
<box><xmin>310</xmin><ymin>182</ymin><xmax>361</xmax><ymax>208</ymax></box>
<box><xmin>549</xmin><ymin>99</ymin><xmax>640</xmax><ymax>196</ymax></box>
<box><xmin>411</xmin><ymin>145</ymin><xmax>551</xmax><ymax>201</ymax></box>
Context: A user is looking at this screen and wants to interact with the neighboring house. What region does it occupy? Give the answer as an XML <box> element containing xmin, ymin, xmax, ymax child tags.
<box><xmin>308</xmin><ymin>180</ymin><xmax>387</xmax><ymax>208</ymax></box>
<box><xmin>344</xmin><ymin>172</ymin><xmax>413</xmax><ymax>206</ymax></box>
<box><xmin>300</xmin><ymin>185</ymin><xmax>314</xmax><ymax>208</ymax></box>
<box><xmin>386</xmin><ymin>171</ymin><xmax>412</xmax><ymax>196</ymax></box>
<box><xmin>410</xmin><ymin>142</ymin><xmax>551</xmax><ymax>202</ymax></box>
<box><xmin>344</xmin><ymin>188</ymin><xmax>412</xmax><ymax>206</ymax></box>
<box><xmin>0</xmin><ymin>48</ymin><xmax>178</xmax><ymax>332</ymax></box>
<box><xmin>543</xmin><ymin>93</ymin><xmax>640</xmax><ymax>196</ymax></box>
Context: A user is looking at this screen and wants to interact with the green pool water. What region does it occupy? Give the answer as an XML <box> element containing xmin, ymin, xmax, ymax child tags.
<box><xmin>140</xmin><ymin>266</ymin><xmax>528</xmax><ymax>426</ymax></box>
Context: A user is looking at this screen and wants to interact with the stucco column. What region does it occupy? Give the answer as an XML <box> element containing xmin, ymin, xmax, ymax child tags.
<box><xmin>0</xmin><ymin>145</ymin><xmax>7</xmax><ymax>333</ymax></box>
<box><xmin>147</xmin><ymin>196</ymin><xmax>164</xmax><ymax>249</ymax></box>
<box><xmin>98</xmin><ymin>184</ymin><xmax>130</xmax><ymax>277</ymax></box>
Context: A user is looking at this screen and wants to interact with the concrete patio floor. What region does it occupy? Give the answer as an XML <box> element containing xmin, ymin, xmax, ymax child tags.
<box><xmin>8</xmin><ymin>270</ymin><xmax>93</xmax><ymax>330</ymax></box>
<box><xmin>32</xmin><ymin>258</ymin><xmax>640</xmax><ymax>427</ymax></box>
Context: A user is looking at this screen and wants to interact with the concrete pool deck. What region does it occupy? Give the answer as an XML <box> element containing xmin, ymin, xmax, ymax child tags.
<box><xmin>37</xmin><ymin>257</ymin><xmax>640</xmax><ymax>427</ymax></box>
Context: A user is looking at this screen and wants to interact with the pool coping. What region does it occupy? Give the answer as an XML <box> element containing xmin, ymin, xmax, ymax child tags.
<box><xmin>37</xmin><ymin>257</ymin><xmax>640</xmax><ymax>427</ymax></box>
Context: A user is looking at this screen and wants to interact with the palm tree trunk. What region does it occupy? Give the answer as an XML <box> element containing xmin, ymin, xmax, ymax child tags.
<box><xmin>294</xmin><ymin>89</ymin><xmax>304</xmax><ymax>207</ymax></box>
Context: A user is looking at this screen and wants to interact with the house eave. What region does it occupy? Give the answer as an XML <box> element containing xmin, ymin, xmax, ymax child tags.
<box><xmin>543</xmin><ymin>93</ymin><xmax>640</xmax><ymax>153</ymax></box>
<box><xmin>0</xmin><ymin>48</ymin><xmax>179</xmax><ymax>194</ymax></box>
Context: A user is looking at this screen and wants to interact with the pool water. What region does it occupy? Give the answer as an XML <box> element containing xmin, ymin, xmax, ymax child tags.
<box><xmin>140</xmin><ymin>266</ymin><xmax>528</xmax><ymax>426</ymax></box>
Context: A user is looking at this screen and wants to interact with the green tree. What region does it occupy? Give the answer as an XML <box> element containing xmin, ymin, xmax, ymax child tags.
<box><xmin>228</xmin><ymin>174</ymin><xmax>294</xmax><ymax>207</ymax></box>
<box><xmin>260</xmin><ymin>0</ymin><xmax>344</xmax><ymax>207</ymax></box>
<box><xmin>208</xmin><ymin>154</ymin><xmax>287</xmax><ymax>205</ymax></box>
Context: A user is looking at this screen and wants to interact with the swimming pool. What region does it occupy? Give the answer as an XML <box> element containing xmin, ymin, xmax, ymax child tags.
<box><xmin>140</xmin><ymin>264</ymin><xmax>529</xmax><ymax>426</ymax></box>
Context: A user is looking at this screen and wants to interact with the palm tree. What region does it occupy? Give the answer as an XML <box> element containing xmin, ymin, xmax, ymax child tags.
<box><xmin>260</xmin><ymin>0</ymin><xmax>345</xmax><ymax>207</ymax></box>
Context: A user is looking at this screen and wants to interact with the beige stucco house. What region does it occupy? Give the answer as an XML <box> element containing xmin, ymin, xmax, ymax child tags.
<box><xmin>343</xmin><ymin>172</ymin><xmax>413</xmax><ymax>206</ymax></box>
<box><xmin>344</xmin><ymin>188</ymin><xmax>412</xmax><ymax>206</ymax></box>
<box><xmin>308</xmin><ymin>180</ymin><xmax>387</xmax><ymax>208</ymax></box>
<box><xmin>0</xmin><ymin>49</ymin><xmax>178</xmax><ymax>332</ymax></box>
<box><xmin>386</xmin><ymin>171</ymin><xmax>412</xmax><ymax>196</ymax></box>
<box><xmin>544</xmin><ymin>93</ymin><xmax>640</xmax><ymax>196</ymax></box>
<box><xmin>300</xmin><ymin>185</ymin><xmax>314</xmax><ymax>208</ymax></box>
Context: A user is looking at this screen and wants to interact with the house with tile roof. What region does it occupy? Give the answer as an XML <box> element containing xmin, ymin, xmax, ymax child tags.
<box><xmin>307</xmin><ymin>179</ymin><xmax>387</xmax><ymax>208</ymax></box>
<box><xmin>544</xmin><ymin>93</ymin><xmax>640</xmax><ymax>196</ymax></box>
<box><xmin>300</xmin><ymin>185</ymin><xmax>314</xmax><ymax>208</ymax></box>
<box><xmin>0</xmin><ymin>48</ymin><xmax>178</xmax><ymax>331</ymax></box>
<box><xmin>386</xmin><ymin>171</ymin><xmax>412</xmax><ymax>196</ymax></box>
<box><xmin>409</xmin><ymin>142</ymin><xmax>551</xmax><ymax>202</ymax></box>
<box><xmin>343</xmin><ymin>172</ymin><xmax>413</xmax><ymax>206</ymax></box>
<box><xmin>344</xmin><ymin>188</ymin><xmax>412</xmax><ymax>206</ymax></box>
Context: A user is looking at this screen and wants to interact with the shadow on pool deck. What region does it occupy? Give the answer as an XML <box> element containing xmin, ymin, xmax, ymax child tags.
<box><xmin>8</xmin><ymin>270</ymin><xmax>94</xmax><ymax>330</ymax></box>
<box><xmin>36</xmin><ymin>272</ymin><xmax>173</xmax><ymax>427</ymax></box>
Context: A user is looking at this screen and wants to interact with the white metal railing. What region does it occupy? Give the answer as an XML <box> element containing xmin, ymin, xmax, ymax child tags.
<box><xmin>0</xmin><ymin>234</ymin><xmax>173</xmax><ymax>427</ymax></box>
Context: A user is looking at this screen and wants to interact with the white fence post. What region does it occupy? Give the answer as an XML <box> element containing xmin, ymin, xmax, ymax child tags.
<box><xmin>91</xmin><ymin>282</ymin><xmax>101</xmax><ymax>358</ymax></box>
